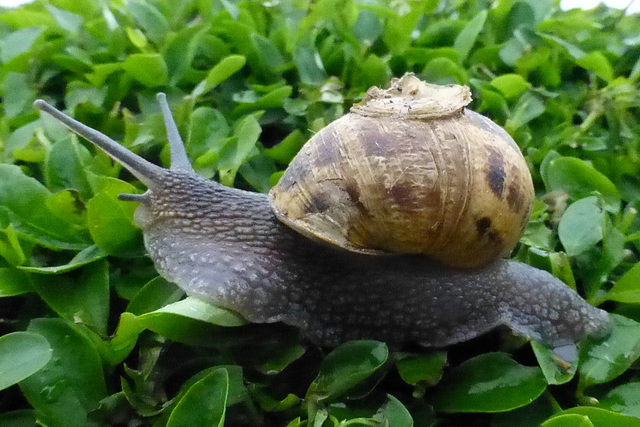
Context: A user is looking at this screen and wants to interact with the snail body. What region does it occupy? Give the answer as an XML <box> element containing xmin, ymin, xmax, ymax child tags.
<box><xmin>34</xmin><ymin>76</ymin><xmax>610</xmax><ymax>354</ymax></box>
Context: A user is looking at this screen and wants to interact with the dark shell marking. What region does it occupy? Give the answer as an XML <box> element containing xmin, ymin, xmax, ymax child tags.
<box><xmin>486</xmin><ymin>147</ymin><xmax>506</xmax><ymax>198</ymax></box>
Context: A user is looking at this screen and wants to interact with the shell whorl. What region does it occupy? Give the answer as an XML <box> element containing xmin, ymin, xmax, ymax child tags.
<box><xmin>269</xmin><ymin>74</ymin><xmax>535</xmax><ymax>268</ymax></box>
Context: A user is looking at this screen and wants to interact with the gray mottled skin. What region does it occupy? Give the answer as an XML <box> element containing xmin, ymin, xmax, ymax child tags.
<box><xmin>137</xmin><ymin>171</ymin><xmax>609</xmax><ymax>348</ymax></box>
<box><xmin>35</xmin><ymin>96</ymin><xmax>611</xmax><ymax>350</ymax></box>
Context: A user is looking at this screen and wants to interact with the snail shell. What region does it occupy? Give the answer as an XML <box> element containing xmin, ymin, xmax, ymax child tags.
<box><xmin>269</xmin><ymin>74</ymin><xmax>534</xmax><ymax>268</ymax></box>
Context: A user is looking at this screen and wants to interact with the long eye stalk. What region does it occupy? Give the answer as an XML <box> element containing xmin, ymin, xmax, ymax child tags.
<box><xmin>34</xmin><ymin>99</ymin><xmax>167</xmax><ymax>188</ymax></box>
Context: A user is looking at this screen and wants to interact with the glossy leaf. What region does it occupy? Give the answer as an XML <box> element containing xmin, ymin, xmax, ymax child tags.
<box><xmin>19</xmin><ymin>319</ymin><xmax>108</xmax><ymax>427</ymax></box>
<box><xmin>604</xmin><ymin>261</ymin><xmax>640</xmax><ymax>303</ymax></box>
<box><xmin>18</xmin><ymin>245</ymin><xmax>106</xmax><ymax>274</ymax></box>
<box><xmin>28</xmin><ymin>261</ymin><xmax>110</xmax><ymax>334</ymax></box>
<box><xmin>126</xmin><ymin>276</ymin><xmax>184</xmax><ymax>315</ymax></box>
<box><xmin>544</xmin><ymin>157</ymin><xmax>621</xmax><ymax>212</ymax></box>
<box><xmin>192</xmin><ymin>55</ymin><xmax>246</xmax><ymax>98</ymax></box>
<box><xmin>122</xmin><ymin>54</ymin><xmax>169</xmax><ymax>87</ymax></box>
<box><xmin>490</xmin><ymin>73</ymin><xmax>530</xmax><ymax>100</ymax></box>
<box><xmin>0</xmin><ymin>332</ymin><xmax>52</xmax><ymax>391</ymax></box>
<box><xmin>375</xmin><ymin>395</ymin><xmax>414</xmax><ymax>427</ymax></box>
<box><xmin>599</xmin><ymin>383</ymin><xmax>640</xmax><ymax>419</ymax></box>
<box><xmin>86</xmin><ymin>185</ymin><xmax>142</xmax><ymax>255</ymax></box>
<box><xmin>136</xmin><ymin>297</ymin><xmax>246</xmax><ymax>344</ymax></box>
<box><xmin>432</xmin><ymin>353</ymin><xmax>547</xmax><ymax>413</ymax></box>
<box><xmin>541</xmin><ymin>414</ymin><xmax>593</xmax><ymax>427</ymax></box>
<box><xmin>307</xmin><ymin>340</ymin><xmax>388</xmax><ymax>402</ymax></box>
<box><xmin>579</xmin><ymin>314</ymin><xmax>640</xmax><ymax>389</ymax></box>
<box><xmin>396</xmin><ymin>351</ymin><xmax>447</xmax><ymax>386</ymax></box>
<box><xmin>544</xmin><ymin>407</ymin><xmax>640</xmax><ymax>427</ymax></box>
<box><xmin>531</xmin><ymin>341</ymin><xmax>577</xmax><ymax>385</ymax></box>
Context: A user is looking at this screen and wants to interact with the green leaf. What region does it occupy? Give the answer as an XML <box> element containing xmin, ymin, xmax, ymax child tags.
<box><xmin>490</xmin><ymin>74</ymin><xmax>530</xmax><ymax>100</ymax></box>
<box><xmin>505</xmin><ymin>92</ymin><xmax>545</xmax><ymax>130</ymax></box>
<box><xmin>45</xmin><ymin>137</ymin><xmax>94</xmax><ymax>201</ymax></box>
<box><xmin>0</xmin><ymin>165</ymin><xmax>88</xmax><ymax>250</ymax></box>
<box><xmin>218</xmin><ymin>115</ymin><xmax>262</xmax><ymax>186</ymax></box>
<box><xmin>579</xmin><ymin>314</ymin><xmax>640</xmax><ymax>389</ymax></box>
<box><xmin>264</xmin><ymin>129</ymin><xmax>306</xmax><ymax>165</ymax></box>
<box><xmin>396</xmin><ymin>352</ymin><xmax>447</xmax><ymax>386</ymax></box>
<box><xmin>19</xmin><ymin>319</ymin><xmax>108</xmax><ymax>427</ymax></box>
<box><xmin>0</xmin><ymin>268</ymin><xmax>31</xmax><ymax>297</ymax></box>
<box><xmin>432</xmin><ymin>353</ymin><xmax>547</xmax><ymax>413</ymax></box>
<box><xmin>374</xmin><ymin>395</ymin><xmax>413</xmax><ymax>427</ymax></box>
<box><xmin>135</xmin><ymin>297</ymin><xmax>246</xmax><ymax>344</ymax></box>
<box><xmin>0</xmin><ymin>410</ymin><xmax>37</xmax><ymax>427</ymax></box>
<box><xmin>192</xmin><ymin>55</ymin><xmax>246</xmax><ymax>98</ymax></box>
<box><xmin>167</xmin><ymin>368</ymin><xmax>229</xmax><ymax>427</ymax></box>
<box><xmin>141</xmin><ymin>297</ymin><xmax>246</xmax><ymax>327</ymax></box>
<box><xmin>28</xmin><ymin>261</ymin><xmax>110</xmax><ymax>334</ymax></box>
<box><xmin>254</xmin><ymin>342</ymin><xmax>306</xmax><ymax>375</ymax></box>
<box><xmin>604</xmin><ymin>262</ymin><xmax>640</xmax><ymax>303</ymax></box>
<box><xmin>18</xmin><ymin>245</ymin><xmax>106</xmax><ymax>274</ymax></box>
<box><xmin>86</xmin><ymin>185</ymin><xmax>142</xmax><ymax>255</ymax></box>
<box><xmin>45</xmin><ymin>5</ymin><xmax>82</xmax><ymax>34</ymax></box>
<box><xmin>3</xmin><ymin>72</ymin><xmax>34</xmax><ymax>118</ymax></box>
<box><xmin>576</xmin><ymin>52</ymin><xmax>614</xmax><ymax>82</ymax></box>
<box><xmin>122</xmin><ymin>54</ymin><xmax>169</xmax><ymax>87</ymax></box>
<box><xmin>0</xmin><ymin>332</ymin><xmax>52</xmax><ymax>391</ymax></box>
<box><xmin>165</xmin><ymin>25</ymin><xmax>209</xmax><ymax>85</ymax></box>
<box><xmin>541</xmin><ymin>414</ymin><xmax>593</xmax><ymax>427</ymax></box>
<box><xmin>0</xmin><ymin>27</ymin><xmax>44</xmax><ymax>63</ymax></box>
<box><xmin>422</xmin><ymin>57</ymin><xmax>468</xmax><ymax>84</ymax></box>
<box><xmin>454</xmin><ymin>10</ymin><xmax>487</xmax><ymax>61</ymax></box>
<box><xmin>45</xmin><ymin>190</ymin><xmax>87</xmax><ymax>227</ymax></box>
<box><xmin>238</xmin><ymin>153</ymin><xmax>277</xmax><ymax>193</ymax></box>
<box><xmin>188</xmin><ymin>106</ymin><xmax>230</xmax><ymax>163</ymax></box>
<box><xmin>600</xmin><ymin>382</ymin><xmax>640</xmax><ymax>419</ymax></box>
<box><xmin>126</xmin><ymin>276</ymin><xmax>184</xmax><ymax>315</ymax></box>
<box><xmin>558</xmin><ymin>196</ymin><xmax>604</xmax><ymax>257</ymax></box>
<box><xmin>306</xmin><ymin>340</ymin><xmax>388</xmax><ymax>402</ymax></box>
<box><xmin>293</xmin><ymin>43</ymin><xmax>327</xmax><ymax>85</ymax></box>
<box><xmin>128</xmin><ymin>0</ymin><xmax>169</xmax><ymax>42</ymax></box>
<box><xmin>544</xmin><ymin>157</ymin><xmax>621</xmax><ymax>212</ymax></box>
<box><xmin>232</xmin><ymin>85</ymin><xmax>293</xmax><ymax>115</ymax></box>
<box><xmin>531</xmin><ymin>341</ymin><xmax>577</xmax><ymax>385</ymax></box>
<box><xmin>251</xmin><ymin>33</ymin><xmax>286</xmax><ymax>72</ymax></box>
<box><xmin>102</xmin><ymin>312</ymin><xmax>143</xmax><ymax>366</ymax></box>
<box><xmin>544</xmin><ymin>407</ymin><xmax>640</xmax><ymax>427</ymax></box>
<box><xmin>0</xmin><ymin>223</ymin><xmax>26</xmax><ymax>265</ymax></box>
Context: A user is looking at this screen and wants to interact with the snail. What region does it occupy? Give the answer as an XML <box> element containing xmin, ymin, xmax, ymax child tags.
<box><xmin>34</xmin><ymin>74</ymin><xmax>610</xmax><ymax>358</ymax></box>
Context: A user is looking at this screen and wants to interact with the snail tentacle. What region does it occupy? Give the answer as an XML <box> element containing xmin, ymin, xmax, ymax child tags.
<box><xmin>156</xmin><ymin>93</ymin><xmax>195</xmax><ymax>174</ymax></box>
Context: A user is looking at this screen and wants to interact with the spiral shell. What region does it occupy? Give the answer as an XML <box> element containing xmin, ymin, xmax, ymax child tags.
<box><xmin>269</xmin><ymin>74</ymin><xmax>534</xmax><ymax>268</ymax></box>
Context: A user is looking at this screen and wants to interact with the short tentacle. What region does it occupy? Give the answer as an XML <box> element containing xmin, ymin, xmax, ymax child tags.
<box><xmin>156</xmin><ymin>93</ymin><xmax>195</xmax><ymax>174</ymax></box>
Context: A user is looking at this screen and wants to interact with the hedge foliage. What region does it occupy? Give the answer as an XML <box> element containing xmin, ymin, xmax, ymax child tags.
<box><xmin>1</xmin><ymin>0</ymin><xmax>640</xmax><ymax>425</ymax></box>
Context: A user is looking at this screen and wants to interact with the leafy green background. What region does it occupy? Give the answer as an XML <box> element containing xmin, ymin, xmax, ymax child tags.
<box><xmin>1</xmin><ymin>0</ymin><xmax>640</xmax><ymax>425</ymax></box>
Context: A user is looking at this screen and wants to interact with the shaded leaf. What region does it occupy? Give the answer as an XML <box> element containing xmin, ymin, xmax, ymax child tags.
<box><xmin>307</xmin><ymin>340</ymin><xmax>388</xmax><ymax>402</ymax></box>
<box><xmin>167</xmin><ymin>368</ymin><xmax>229</xmax><ymax>427</ymax></box>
